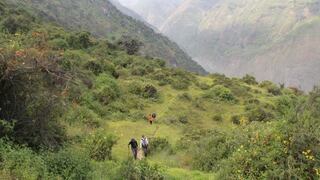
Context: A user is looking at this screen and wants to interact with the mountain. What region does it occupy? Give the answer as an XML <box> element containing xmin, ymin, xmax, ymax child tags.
<box><xmin>1</xmin><ymin>1</ymin><xmax>319</xmax><ymax>179</ymax></box>
<box><xmin>117</xmin><ymin>0</ymin><xmax>183</xmax><ymax>29</ymax></box>
<box><xmin>6</xmin><ymin>0</ymin><xmax>206</xmax><ymax>74</ymax></box>
<box><xmin>120</xmin><ymin>0</ymin><xmax>320</xmax><ymax>90</ymax></box>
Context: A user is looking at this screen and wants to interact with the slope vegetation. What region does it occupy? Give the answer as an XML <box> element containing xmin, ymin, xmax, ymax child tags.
<box><xmin>6</xmin><ymin>0</ymin><xmax>206</xmax><ymax>74</ymax></box>
<box><xmin>0</xmin><ymin>1</ymin><xmax>319</xmax><ymax>180</ymax></box>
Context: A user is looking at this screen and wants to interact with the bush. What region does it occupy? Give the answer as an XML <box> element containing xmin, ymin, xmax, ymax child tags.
<box><xmin>48</xmin><ymin>38</ymin><xmax>68</xmax><ymax>50</ymax></box>
<box><xmin>275</xmin><ymin>95</ymin><xmax>298</xmax><ymax>116</ymax></box>
<box><xmin>231</xmin><ymin>115</ymin><xmax>241</xmax><ymax>125</ymax></box>
<box><xmin>93</xmin><ymin>74</ymin><xmax>120</xmax><ymax>105</ymax></box>
<box><xmin>143</xmin><ymin>84</ymin><xmax>159</xmax><ymax>99</ymax></box>
<box><xmin>192</xmin><ymin>131</ymin><xmax>235</xmax><ymax>171</ymax></box>
<box><xmin>149</xmin><ymin>137</ymin><xmax>171</xmax><ymax>154</ymax></box>
<box><xmin>203</xmin><ymin>85</ymin><xmax>236</xmax><ymax>102</ymax></box>
<box><xmin>242</xmin><ymin>74</ymin><xmax>258</xmax><ymax>85</ymax></box>
<box><xmin>171</xmin><ymin>79</ymin><xmax>190</xmax><ymax>90</ymax></box>
<box><xmin>117</xmin><ymin>36</ymin><xmax>143</xmax><ymax>55</ymax></box>
<box><xmin>117</xmin><ymin>159</ymin><xmax>165</xmax><ymax>180</ymax></box>
<box><xmin>128</xmin><ymin>82</ymin><xmax>158</xmax><ymax>99</ymax></box>
<box><xmin>0</xmin><ymin>140</ymin><xmax>49</xmax><ymax>179</ymax></box>
<box><xmin>68</xmin><ymin>31</ymin><xmax>92</xmax><ymax>49</ymax></box>
<box><xmin>85</xmin><ymin>131</ymin><xmax>117</xmax><ymax>161</ymax></box>
<box><xmin>1</xmin><ymin>14</ymin><xmax>34</xmax><ymax>34</ymax></box>
<box><xmin>267</xmin><ymin>85</ymin><xmax>282</xmax><ymax>96</ymax></box>
<box><xmin>45</xmin><ymin>149</ymin><xmax>92</xmax><ymax>180</ymax></box>
<box><xmin>178</xmin><ymin>115</ymin><xmax>189</xmax><ymax>124</ymax></box>
<box><xmin>132</xmin><ymin>66</ymin><xmax>147</xmax><ymax>76</ymax></box>
<box><xmin>213</xmin><ymin>115</ymin><xmax>223</xmax><ymax>122</ymax></box>
<box><xmin>247</xmin><ymin>107</ymin><xmax>275</xmax><ymax>122</ymax></box>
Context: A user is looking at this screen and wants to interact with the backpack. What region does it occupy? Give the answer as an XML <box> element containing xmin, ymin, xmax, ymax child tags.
<box><xmin>142</xmin><ymin>138</ymin><xmax>148</xmax><ymax>147</ymax></box>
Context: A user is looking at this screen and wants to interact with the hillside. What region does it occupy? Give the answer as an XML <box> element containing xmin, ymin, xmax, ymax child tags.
<box><xmin>0</xmin><ymin>1</ymin><xmax>319</xmax><ymax>180</ymax></box>
<box><xmin>117</xmin><ymin>0</ymin><xmax>183</xmax><ymax>29</ymax></box>
<box><xmin>6</xmin><ymin>0</ymin><xmax>206</xmax><ymax>74</ymax></box>
<box><xmin>120</xmin><ymin>0</ymin><xmax>320</xmax><ymax>91</ymax></box>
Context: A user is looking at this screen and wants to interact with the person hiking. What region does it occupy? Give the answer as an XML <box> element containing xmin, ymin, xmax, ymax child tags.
<box><xmin>147</xmin><ymin>113</ymin><xmax>156</xmax><ymax>125</ymax></box>
<box><xmin>140</xmin><ymin>135</ymin><xmax>149</xmax><ymax>157</ymax></box>
<box><xmin>128</xmin><ymin>138</ymin><xmax>138</xmax><ymax>160</ymax></box>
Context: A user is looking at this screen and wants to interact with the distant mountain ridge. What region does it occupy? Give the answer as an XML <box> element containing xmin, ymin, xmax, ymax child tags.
<box><xmin>119</xmin><ymin>0</ymin><xmax>320</xmax><ymax>90</ymax></box>
<box><xmin>6</xmin><ymin>0</ymin><xmax>206</xmax><ymax>74</ymax></box>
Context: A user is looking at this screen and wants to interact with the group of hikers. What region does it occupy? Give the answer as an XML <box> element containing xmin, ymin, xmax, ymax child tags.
<box><xmin>128</xmin><ymin>135</ymin><xmax>149</xmax><ymax>160</ymax></box>
<box><xmin>127</xmin><ymin>113</ymin><xmax>157</xmax><ymax>159</ymax></box>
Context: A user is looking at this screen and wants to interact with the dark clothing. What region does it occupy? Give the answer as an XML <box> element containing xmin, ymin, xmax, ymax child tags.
<box><xmin>128</xmin><ymin>139</ymin><xmax>138</xmax><ymax>149</ymax></box>
<box><xmin>128</xmin><ymin>139</ymin><xmax>138</xmax><ymax>159</ymax></box>
<box><xmin>142</xmin><ymin>146</ymin><xmax>148</xmax><ymax>157</ymax></box>
<box><xmin>131</xmin><ymin>147</ymin><xmax>138</xmax><ymax>160</ymax></box>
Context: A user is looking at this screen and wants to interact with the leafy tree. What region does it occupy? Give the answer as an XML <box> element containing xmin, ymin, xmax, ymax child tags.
<box><xmin>118</xmin><ymin>36</ymin><xmax>143</xmax><ymax>55</ymax></box>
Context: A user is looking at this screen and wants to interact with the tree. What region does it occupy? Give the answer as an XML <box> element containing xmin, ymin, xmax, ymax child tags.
<box><xmin>118</xmin><ymin>36</ymin><xmax>143</xmax><ymax>55</ymax></box>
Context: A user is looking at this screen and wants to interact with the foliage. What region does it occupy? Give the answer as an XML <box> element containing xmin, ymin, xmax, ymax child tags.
<box><xmin>192</xmin><ymin>131</ymin><xmax>235</xmax><ymax>171</ymax></box>
<box><xmin>203</xmin><ymin>85</ymin><xmax>236</xmax><ymax>102</ymax></box>
<box><xmin>149</xmin><ymin>137</ymin><xmax>171</xmax><ymax>154</ymax></box>
<box><xmin>212</xmin><ymin>115</ymin><xmax>223</xmax><ymax>122</ymax></box>
<box><xmin>118</xmin><ymin>36</ymin><xmax>143</xmax><ymax>55</ymax></box>
<box><xmin>85</xmin><ymin>131</ymin><xmax>118</xmax><ymax>161</ymax></box>
<box><xmin>93</xmin><ymin>74</ymin><xmax>120</xmax><ymax>105</ymax></box>
<box><xmin>117</xmin><ymin>159</ymin><xmax>165</xmax><ymax>180</ymax></box>
<box><xmin>45</xmin><ymin>149</ymin><xmax>92</xmax><ymax>179</ymax></box>
<box><xmin>0</xmin><ymin>139</ymin><xmax>50</xmax><ymax>179</ymax></box>
<box><xmin>242</xmin><ymin>74</ymin><xmax>258</xmax><ymax>85</ymax></box>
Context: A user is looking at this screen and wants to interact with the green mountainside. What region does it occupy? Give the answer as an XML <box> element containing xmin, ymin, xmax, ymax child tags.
<box><xmin>0</xmin><ymin>1</ymin><xmax>319</xmax><ymax>180</ymax></box>
<box><xmin>5</xmin><ymin>0</ymin><xmax>206</xmax><ymax>74</ymax></box>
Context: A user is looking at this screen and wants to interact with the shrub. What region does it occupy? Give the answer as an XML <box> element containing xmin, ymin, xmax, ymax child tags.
<box><xmin>247</xmin><ymin>107</ymin><xmax>274</xmax><ymax>122</ymax></box>
<box><xmin>1</xmin><ymin>14</ymin><xmax>33</xmax><ymax>34</ymax></box>
<box><xmin>48</xmin><ymin>38</ymin><xmax>68</xmax><ymax>50</ymax></box>
<box><xmin>117</xmin><ymin>36</ymin><xmax>143</xmax><ymax>55</ymax></box>
<box><xmin>0</xmin><ymin>140</ymin><xmax>49</xmax><ymax>179</ymax></box>
<box><xmin>178</xmin><ymin>115</ymin><xmax>189</xmax><ymax>124</ymax></box>
<box><xmin>203</xmin><ymin>85</ymin><xmax>236</xmax><ymax>102</ymax></box>
<box><xmin>171</xmin><ymin>79</ymin><xmax>190</xmax><ymax>90</ymax></box>
<box><xmin>93</xmin><ymin>74</ymin><xmax>120</xmax><ymax>105</ymax></box>
<box><xmin>85</xmin><ymin>131</ymin><xmax>117</xmax><ymax>161</ymax></box>
<box><xmin>117</xmin><ymin>159</ymin><xmax>165</xmax><ymax>180</ymax></box>
<box><xmin>132</xmin><ymin>66</ymin><xmax>147</xmax><ymax>76</ymax></box>
<box><xmin>68</xmin><ymin>31</ymin><xmax>92</xmax><ymax>49</ymax></box>
<box><xmin>242</xmin><ymin>74</ymin><xmax>258</xmax><ymax>85</ymax></box>
<box><xmin>267</xmin><ymin>85</ymin><xmax>282</xmax><ymax>96</ymax></box>
<box><xmin>45</xmin><ymin>149</ymin><xmax>92</xmax><ymax>180</ymax></box>
<box><xmin>143</xmin><ymin>84</ymin><xmax>158</xmax><ymax>99</ymax></box>
<box><xmin>212</xmin><ymin>115</ymin><xmax>223</xmax><ymax>122</ymax></box>
<box><xmin>128</xmin><ymin>81</ymin><xmax>144</xmax><ymax>95</ymax></box>
<box><xmin>275</xmin><ymin>95</ymin><xmax>298</xmax><ymax>116</ymax></box>
<box><xmin>149</xmin><ymin>137</ymin><xmax>171</xmax><ymax>154</ymax></box>
<box><xmin>231</xmin><ymin>115</ymin><xmax>241</xmax><ymax>125</ymax></box>
<box><xmin>192</xmin><ymin>131</ymin><xmax>235</xmax><ymax>172</ymax></box>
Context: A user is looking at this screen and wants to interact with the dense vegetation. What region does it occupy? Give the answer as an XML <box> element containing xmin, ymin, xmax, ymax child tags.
<box><xmin>0</xmin><ymin>1</ymin><xmax>319</xmax><ymax>179</ymax></box>
<box><xmin>5</xmin><ymin>0</ymin><xmax>206</xmax><ymax>75</ymax></box>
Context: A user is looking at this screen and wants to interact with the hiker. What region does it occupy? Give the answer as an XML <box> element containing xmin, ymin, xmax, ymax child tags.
<box><xmin>140</xmin><ymin>135</ymin><xmax>149</xmax><ymax>157</ymax></box>
<box><xmin>128</xmin><ymin>138</ymin><xmax>138</xmax><ymax>160</ymax></box>
<box><xmin>147</xmin><ymin>113</ymin><xmax>156</xmax><ymax>125</ymax></box>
